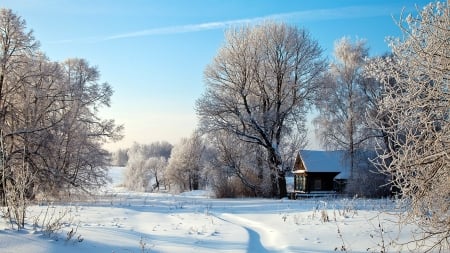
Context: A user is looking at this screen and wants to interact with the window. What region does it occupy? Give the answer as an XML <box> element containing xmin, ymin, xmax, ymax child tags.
<box><xmin>313</xmin><ymin>179</ymin><xmax>322</xmax><ymax>190</ymax></box>
<box><xmin>295</xmin><ymin>175</ymin><xmax>306</xmax><ymax>191</ymax></box>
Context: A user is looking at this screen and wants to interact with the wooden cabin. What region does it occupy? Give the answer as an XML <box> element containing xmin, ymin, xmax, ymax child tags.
<box><xmin>292</xmin><ymin>150</ymin><xmax>350</xmax><ymax>196</ymax></box>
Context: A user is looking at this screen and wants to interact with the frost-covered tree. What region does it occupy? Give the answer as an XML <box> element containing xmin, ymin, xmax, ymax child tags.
<box><xmin>124</xmin><ymin>143</ymin><xmax>150</xmax><ymax>191</ymax></box>
<box><xmin>124</xmin><ymin>142</ymin><xmax>171</xmax><ymax>192</ymax></box>
<box><xmin>39</xmin><ymin>58</ymin><xmax>122</xmax><ymax>195</ymax></box>
<box><xmin>204</xmin><ymin>125</ymin><xmax>306</xmax><ymax>197</ymax></box>
<box><xmin>196</xmin><ymin>22</ymin><xmax>326</xmax><ymax>198</ymax></box>
<box><xmin>205</xmin><ymin>130</ymin><xmax>272</xmax><ymax>197</ymax></box>
<box><xmin>367</xmin><ymin>2</ymin><xmax>449</xmax><ymax>251</ymax></box>
<box><xmin>0</xmin><ymin>9</ymin><xmax>123</xmax><ymax>228</ymax></box>
<box><xmin>166</xmin><ymin>133</ymin><xmax>205</xmax><ymax>193</ymax></box>
<box><xmin>146</xmin><ymin>141</ymin><xmax>172</xmax><ymax>159</ymax></box>
<box><xmin>145</xmin><ymin>156</ymin><xmax>168</xmax><ymax>191</ymax></box>
<box><xmin>313</xmin><ymin>38</ymin><xmax>389</xmax><ymax>197</ymax></box>
<box><xmin>111</xmin><ymin>148</ymin><xmax>129</xmax><ymax>166</ymax></box>
<box><xmin>314</xmin><ymin>37</ymin><xmax>372</xmax><ymax>180</ymax></box>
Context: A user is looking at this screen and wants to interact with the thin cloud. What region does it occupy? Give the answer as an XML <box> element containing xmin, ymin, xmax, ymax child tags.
<box><xmin>273</xmin><ymin>5</ymin><xmax>399</xmax><ymax>22</ymax></box>
<box><xmin>104</xmin><ymin>18</ymin><xmax>258</xmax><ymax>40</ymax></box>
<box><xmin>104</xmin><ymin>5</ymin><xmax>398</xmax><ymax>41</ymax></box>
<box><xmin>50</xmin><ymin>4</ymin><xmax>400</xmax><ymax>44</ymax></box>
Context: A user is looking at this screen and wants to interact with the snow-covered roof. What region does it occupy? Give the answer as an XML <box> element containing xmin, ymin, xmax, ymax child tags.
<box><xmin>297</xmin><ymin>150</ymin><xmax>350</xmax><ymax>179</ymax></box>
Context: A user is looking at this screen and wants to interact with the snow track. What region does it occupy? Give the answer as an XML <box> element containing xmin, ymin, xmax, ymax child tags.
<box><xmin>0</xmin><ymin>167</ymin><xmax>424</xmax><ymax>252</ymax></box>
<box><xmin>218</xmin><ymin>213</ymin><xmax>290</xmax><ymax>253</ymax></box>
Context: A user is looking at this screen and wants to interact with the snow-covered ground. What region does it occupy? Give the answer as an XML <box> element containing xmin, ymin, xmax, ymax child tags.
<box><xmin>0</xmin><ymin>167</ymin><xmax>424</xmax><ymax>252</ymax></box>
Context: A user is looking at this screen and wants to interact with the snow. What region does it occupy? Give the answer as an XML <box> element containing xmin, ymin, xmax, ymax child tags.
<box><xmin>0</xmin><ymin>167</ymin><xmax>425</xmax><ymax>252</ymax></box>
<box><xmin>298</xmin><ymin>150</ymin><xmax>350</xmax><ymax>179</ymax></box>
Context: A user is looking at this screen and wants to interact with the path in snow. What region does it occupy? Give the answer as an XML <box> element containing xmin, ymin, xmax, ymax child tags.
<box><xmin>0</xmin><ymin>167</ymin><xmax>425</xmax><ymax>253</ymax></box>
<box><xmin>217</xmin><ymin>213</ymin><xmax>289</xmax><ymax>253</ymax></box>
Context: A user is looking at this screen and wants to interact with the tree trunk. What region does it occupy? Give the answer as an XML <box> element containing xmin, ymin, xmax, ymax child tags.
<box><xmin>154</xmin><ymin>173</ymin><xmax>159</xmax><ymax>191</ymax></box>
<box><xmin>278</xmin><ymin>171</ymin><xmax>287</xmax><ymax>198</ymax></box>
<box><xmin>268</xmin><ymin>151</ymin><xmax>287</xmax><ymax>198</ymax></box>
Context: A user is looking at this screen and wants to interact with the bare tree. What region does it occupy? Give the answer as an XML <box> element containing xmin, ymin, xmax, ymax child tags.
<box><xmin>314</xmin><ymin>37</ymin><xmax>372</xmax><ymax>181</ymax></box>
<box><xmin>367</xmin><ymin>2</ymin><xmax>449</xmax><ymax>251</ymax></box>
<box><xmin>0</xmin><ymin>9</ymin><xmax>39</xmax><ymax>114</ymax></box>
<box><xmin>125</xmin><ymin>143</ymin><xmax>152</xmax><ymax>192</ymax></box>
<box><xmin>125</xmin><ymin>144</ymin><xmax>147</xmax><ymax>191</ymax></box>
<box><xmin>166</xmin><ymin>132</ymin><xmax>205</xmax><ymax>193</ymax></box>
<box><xmin>111</xmin><ymin>148</ymin><xmax>129</xmax><ymax>166</ymax></box>
<box><xmin>145</xmin><ymin>157</ymin><xmax>168</xmax><ymax>191</ymax></box>
<box><xmin>124</xmin><ymin>142</ymin><xmax>170</xmax><ymax>192</ymax></box>
<box><xmin>196</xmin><ymin>22</ymin><xmax>325</xmax><ymax>198</ymax></box>
<box><xmin>0</xmin><ymin>9</ymin><xmax>123</xmax><ymax>228</ymax></box>
<box><xmin>0</xmin><ymin>9</ymin><xmax>50</xmax><ymax>228</ymax></box>
<box><xmin>146</xmin><ymin>141</ymin><xmax>172</xmax><ymax>159</ymax></box>
<box><xmin>204</xmin><ymin>126</ymin><xmax>305</xmax><ymax>197</ymax></box>
<box><xmin>37</xmin><ymin>58</ymin><xmax>123</xmax><ymax>195</ymax></box>
<box><xmin>204</xmin><ymin>130</ymin><xmax>267</xmax><ymax>197</ymax></box>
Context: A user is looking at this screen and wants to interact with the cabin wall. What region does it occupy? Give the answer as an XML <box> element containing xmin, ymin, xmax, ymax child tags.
<box><xmin>294</xmin><ymin>172</ymin><xmax>339</xmax><ymax>193</ymax></box>
<box><xmin>294</xmin><ymin>154</ymin><xmax>306</xmax><ymax>171</ymax></box>
<box><xmin>306</xmin><ymin>173</ymin><xmax>336</xmax><ymax>192</ymax></box>
<box><xmin>293</xmin><ymin>152</ymin><xmax>342</xmax><ymax>193</ymax></box>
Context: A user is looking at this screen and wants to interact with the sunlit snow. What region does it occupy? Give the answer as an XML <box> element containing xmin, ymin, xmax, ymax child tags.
<box><xmin>0</xmin><ymin>167</ymin><xmax>421</xmax><ymax>253</ymax></box>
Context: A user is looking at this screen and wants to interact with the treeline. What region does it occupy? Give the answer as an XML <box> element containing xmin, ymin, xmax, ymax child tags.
<box><xmin>115</xmin><ymin>132</ymin><xmax>300</xmax><ymax>198</ymax></box>
<box><xmin>0</xmin><ymin>9</ymin><xmax>122</xmax><ymax>228</ymax></box>
<box><xmin>2</xmin><ymin>1</ymin><xmax>448</xmax><ymax>249</ymax></box>
<box><xmin>116</xmin><ymin>2</ymin><xmax>448</xmax><ymax>250</ymax></box>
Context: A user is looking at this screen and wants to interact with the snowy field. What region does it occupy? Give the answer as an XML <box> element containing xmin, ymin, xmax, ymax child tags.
<box><xmin>0</xmin><ymin>167</ymin><xmax>425</xmax><ymax>253</ymax></box>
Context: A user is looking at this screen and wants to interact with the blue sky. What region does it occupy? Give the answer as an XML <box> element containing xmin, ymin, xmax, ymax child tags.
<box><xmin>1</xmin><ymin>0</ymin><xmax>431</xmax><ymax>151</ymax></box>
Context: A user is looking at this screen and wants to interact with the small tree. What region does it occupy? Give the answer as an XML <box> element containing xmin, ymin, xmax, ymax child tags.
<box><xmin>166</xmin><ymin>132</ymin><xmax>205</xmax><ymax>193</ymax></box>
<box><xmin>124</xmin><ymin>143</ymin><xmax>151</xmax><ymax>192</ymax></box>
<box><xmin>124</xmin><ymin>141</ymin><xmax>172</xmax><ymax>192</ymax></box>
<box><xmin>145</xmin><ymin>156</ymin><xmax>168</xmax><ymax>191</ymax></box>
<box><xmin>367</xmin><ymin>2</ymin><xmax>449</xmax><ymax>251</ymax></box>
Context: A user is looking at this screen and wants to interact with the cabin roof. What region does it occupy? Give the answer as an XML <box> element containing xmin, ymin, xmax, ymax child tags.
<box><xmin>293</xmin><ymin>150</ymin><xmax>350</xmax><ymax>179</ymax></box>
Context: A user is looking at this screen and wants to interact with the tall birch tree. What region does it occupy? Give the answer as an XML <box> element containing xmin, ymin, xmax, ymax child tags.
<box><xmin>314</xmin><ymin>37</ymin><xmax>372</xmax><ymax>184</ymax></box>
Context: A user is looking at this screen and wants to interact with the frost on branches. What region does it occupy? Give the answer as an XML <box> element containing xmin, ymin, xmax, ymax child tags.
<box><xmin>196</xmin><ymin>22</ymin><xmax>325</xmax><ymax>198</ymax></box>
<box><xmin>367</xmin><ymin>2</ymin><xmax>449</xmax><ymax>250</ymax></box>
<box><xmin>0</xmin><ymin>9</ymin><xmax>123</xmax><ymax>229</ymax></box>
<box><xmin>124</xmin><ymin>142</ymin><xmax>172</xmax><ymax>192</ymax></box>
